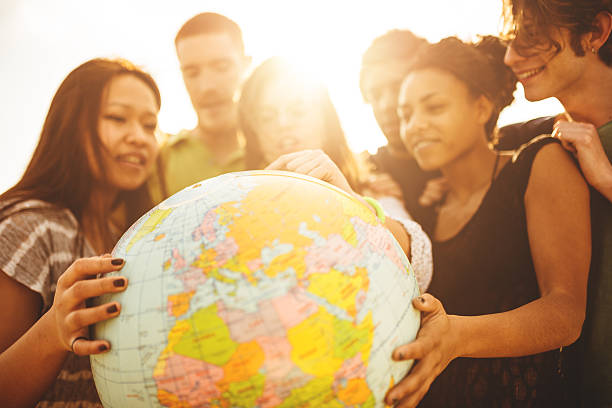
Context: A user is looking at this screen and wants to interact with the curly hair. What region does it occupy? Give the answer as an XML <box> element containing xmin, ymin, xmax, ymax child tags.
<box><xmin>407</xmin><ymin>36</ymin><xmax>517</xmax><ymax>139</ymax></box>
<box><xmin>502</xmin><ymin>0</ymin><xmax>612</xmax><ymax>66</ymax></box>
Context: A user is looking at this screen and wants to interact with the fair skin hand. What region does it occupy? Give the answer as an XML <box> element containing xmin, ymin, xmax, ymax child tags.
<box><xmin>266</xmin><ymin>149</ymin><xmax>411</xmax><ymax>256</ymax></box>
<box><xmin>555</xmin><ymin>120</ymin><xmax>612</xmax><ymax>202</ymax></box>
<box><xmin>385</xmin><ymin>143</ymin><xmax>590</xmax><ymax>407</ymax></box>
<box><xmin>0</xmin><ymin>256</ymin><xmax>127</xmax><ymax>408</ymax></box>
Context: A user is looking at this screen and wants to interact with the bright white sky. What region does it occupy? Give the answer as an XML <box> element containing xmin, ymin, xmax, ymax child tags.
<box><xmin>0</xmin><ymin>0</ymin><xmax>563</xmax><ymax>193</ymax></box>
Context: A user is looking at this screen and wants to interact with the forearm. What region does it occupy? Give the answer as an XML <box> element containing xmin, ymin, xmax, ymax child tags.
<box><xmin>452</xmin><ymin>290</ymin><xmax>584</xmax><ymax>359</ymax></box>
<box><xmin>0</xmin><ymin>310</ymin><xmax>67</xmax><ymax>408</ymax></box>
<box><xmin>594</xmin><ymin>163</ymin><xmax>612</xmax><ymax>203</ymax></box>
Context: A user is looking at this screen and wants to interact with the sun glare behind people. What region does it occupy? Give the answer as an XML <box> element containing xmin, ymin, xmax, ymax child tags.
<box><xmin>0</xmin><ymin>0</ymin><xmax>565</xmax><ymax>193</ymax></box>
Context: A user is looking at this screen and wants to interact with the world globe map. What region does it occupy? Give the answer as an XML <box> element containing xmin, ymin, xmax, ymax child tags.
<box><xmin>91</xmin><ymin>170</ymin><xmax>421</xmax><ymax>408</ymax></box>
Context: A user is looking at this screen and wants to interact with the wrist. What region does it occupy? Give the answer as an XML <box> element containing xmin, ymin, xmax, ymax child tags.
<box><xmin>595</xmin><ymin>162</ymin><xmax>612</xmax><ymax>200</ymax></box>
<box><xmin>41</xmin><ymin>307</ymin><xmax>69</xmax><ymax>354</ymax></box>
<box><xmin>447</xmin><ymin>315</ymin><xmax>469</xmax><ymax>359</ymax></box>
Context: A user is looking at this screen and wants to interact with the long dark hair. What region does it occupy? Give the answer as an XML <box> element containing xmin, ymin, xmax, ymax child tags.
<box><xmin>238</xmin><ymin>57</ymin><xmax>361</xmax><ymax>190</ymax></box>
<box><xmin>0</xmin><ymin>58</ymin><xmax>161</xmax><ymax>236</ymax></box>
<box><xmin>407</xmin><ymin>36</ymin><xmax>518</xmax><ymax>141</ymax></box>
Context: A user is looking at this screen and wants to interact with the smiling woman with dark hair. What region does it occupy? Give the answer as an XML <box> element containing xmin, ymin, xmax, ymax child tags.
<box><xmin>381</xmin><ymin>35</ymin><xmax>590</xmax><ymax>408</ymax></box>
<box><xmin>0</xmin><ymin>58</ymin><xmax>161</xmax><ymax>407</ymax></box>
<box><xmin>267</xmin><ymin>36</ymin><xmax>591</xmax><ymax>407</ymax></box>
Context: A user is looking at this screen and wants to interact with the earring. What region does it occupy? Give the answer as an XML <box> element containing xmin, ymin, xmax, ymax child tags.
<box><xmin>592</xmin><ymin>47</ymin><xmax>597</xmax><ymax>54</ymax></box>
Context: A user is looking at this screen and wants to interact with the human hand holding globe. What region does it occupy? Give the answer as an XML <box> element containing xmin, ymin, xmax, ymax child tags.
<box><xmin>50</xmin><ymin>255</ymin><xmax>127</xmax><ymax>356</ymax></box>
<box><xmin>266</xmin><ymin>149</ymin><xmax>356</xmax><ymax>196</ymax></box>
<box><xmin>385</xmin><ymin>293</ymin><xmax>456</xmax><ymax>408</ymax></box>
<box><xmin>91</xmin><ymin>170</ymin><xmax>421</xmax><ymax>407</ymax></box>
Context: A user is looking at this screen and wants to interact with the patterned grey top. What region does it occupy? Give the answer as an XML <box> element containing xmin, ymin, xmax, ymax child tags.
<box><xmin>0</xmin><ymin>199</ymin><xmax>101</xmax><ymax>407</ymax></box>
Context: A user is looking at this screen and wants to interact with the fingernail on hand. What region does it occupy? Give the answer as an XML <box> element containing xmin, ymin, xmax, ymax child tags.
<box><xmin>418</xmin><ymin>296</ymin><xmax>426</xmax><ymax>304</ymax></box>
<box><xmin>107</xmin><ymin>304</ymin><xmax>118</xmax><ymax>314</ymax></box>
<box><xmin>111</xmin><ymin>258</ymin><xmax>124</xmax><ymax>266</ymax></box>
<box><xmin>113</xmin><ymin>278</ymin><xmax>126</xmax><ymax>287</ymax></box>
<box><xmin>98</xmin><ymin>344</ymin><xmax>109</xmax><ymax>352</ymax></box>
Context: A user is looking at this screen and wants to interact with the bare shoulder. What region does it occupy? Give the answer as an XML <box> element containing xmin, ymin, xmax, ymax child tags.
<box><xmin>526</xmin><ymin>142</ymin><xmax>589</xmax><ymax>201</ymax></box>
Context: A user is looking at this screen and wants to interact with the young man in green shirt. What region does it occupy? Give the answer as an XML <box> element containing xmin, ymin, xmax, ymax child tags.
<box><xmin>149</xmin><ymin>13</ymin><xmax>251</xmax><ymax>202</ymax></box>
<box><xmin>504</xmin><ymin>1</ymin><xmax>612</xmax><ymax>406</ymax></box>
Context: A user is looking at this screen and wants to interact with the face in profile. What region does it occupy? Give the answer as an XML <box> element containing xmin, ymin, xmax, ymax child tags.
<box><xmin>361</xmin><ymin>59</ymin><xmax>412</xmax><ymax>153</ymax></box>
<box><xmin>91</xmin><ymin>74</ymin><xmax>159</xmax><ymax>191</ymax></box>
<box><xmin>398</xmin><ymin>69</ymin><xmax>488</xmax><ymax>171</ymax></box>
<box><xmin>253</xmin><ymin>77</ymin><xmax>326</xmax><ymax>164</ymax></box>
<box><xmin>177</xmin><ymin>33</ymin><xmax>248</xmax><ymax>136</ymax></box>
<box><xmin>504</xmin><ymin>27</ymin><xmax>588</xmax><ymax>103</ymax></box>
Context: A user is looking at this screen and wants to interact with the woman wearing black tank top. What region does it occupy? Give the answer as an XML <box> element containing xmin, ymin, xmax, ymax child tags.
<box><xmin>381</xmin><ymin>37</ymin><xmax>591</xmax><ymax>407</ymax></box>
<box><xmin>263</xmin><ymin>35</ymin><xmax>590</xmax><ymax>407</ymax></box>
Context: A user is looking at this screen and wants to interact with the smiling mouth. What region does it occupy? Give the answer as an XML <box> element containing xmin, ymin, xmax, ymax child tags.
<box><xmin>515</xmin><ymin>66</ymin><xmax>545</xmax><ymax>81</ymax></box>
<box><xmin>117</xmin><ymin>154</ymin><xmax>146</xmax><ymax>167</ymax></box>
<box><xmin>411</xmin><ymin>139</ymin><xmax>436</xmax><ymax>153</ymax></box>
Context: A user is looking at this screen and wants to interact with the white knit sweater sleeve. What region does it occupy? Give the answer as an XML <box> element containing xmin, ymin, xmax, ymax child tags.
<box><xmin>377</xmin><ymin>196</ymin><xmax>433</xmax><ymax>292</ymax></box>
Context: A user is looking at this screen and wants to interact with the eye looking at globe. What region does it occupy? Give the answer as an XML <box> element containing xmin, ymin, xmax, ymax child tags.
<box><xmin>1</xmin><ymin>1</ymin><xmax>603</xmax><ymax>405</ymax></box>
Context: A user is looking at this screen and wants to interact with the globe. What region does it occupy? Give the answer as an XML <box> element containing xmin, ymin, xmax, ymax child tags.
<box><xmin>91</xmin><ymin>170</ymin><xmax>421</xmax><ymax>408</ymax></box>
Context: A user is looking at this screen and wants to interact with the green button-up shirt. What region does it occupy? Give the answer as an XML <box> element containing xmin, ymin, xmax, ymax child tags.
<box><xmin>148</xmin><ymin>129</ymin><xmax>246</xmax><ymax>204</ymax></box>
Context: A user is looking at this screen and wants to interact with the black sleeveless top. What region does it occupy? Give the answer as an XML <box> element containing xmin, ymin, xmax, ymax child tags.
<box><xmin>420</xmin><ymin>139</ymin><xmax>580</xmax><ymax>407</ymax></box>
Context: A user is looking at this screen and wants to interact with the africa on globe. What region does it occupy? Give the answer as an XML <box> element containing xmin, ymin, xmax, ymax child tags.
<box><xmin>91</xmin><ymin>170</ymin><xmax>421</xmax><ymax>408</ymax></box>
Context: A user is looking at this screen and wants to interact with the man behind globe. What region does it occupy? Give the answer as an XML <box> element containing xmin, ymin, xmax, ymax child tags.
<box><xmin>148</xmin><ymin>13</ymin><xmax>251</xmax><ymax>203</ymax></box>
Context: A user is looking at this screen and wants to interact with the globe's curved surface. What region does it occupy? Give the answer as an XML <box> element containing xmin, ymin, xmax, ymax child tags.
<box><xmin>91</xmin><ymin>170</ymin><xmax>420</xmax><ymax>408</ymax></box>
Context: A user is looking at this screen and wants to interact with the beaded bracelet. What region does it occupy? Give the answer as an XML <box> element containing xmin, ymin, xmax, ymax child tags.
<box><xmin>362</xmin><ymin>196</ymin><xmax>386</xmax><ymax>224</ymax></box>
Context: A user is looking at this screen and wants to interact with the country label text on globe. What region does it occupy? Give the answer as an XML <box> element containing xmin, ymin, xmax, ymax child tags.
<box><xmin>91</xmin><ymin>171</ymin><xmax>421</xmax><ymax>408</ymax></box>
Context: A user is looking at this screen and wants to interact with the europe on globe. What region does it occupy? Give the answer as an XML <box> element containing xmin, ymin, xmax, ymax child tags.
<box><xmin>91</xmin><ymin>170</ymin><xmax>421</xmax><ymax>408</ymax></box>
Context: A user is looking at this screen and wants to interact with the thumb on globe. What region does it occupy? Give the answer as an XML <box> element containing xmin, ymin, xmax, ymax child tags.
<box><xmin>412</xmin><ymin>294</ymin><xmax>441</xmax><ymax>313</ymax></box>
